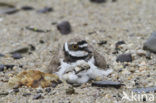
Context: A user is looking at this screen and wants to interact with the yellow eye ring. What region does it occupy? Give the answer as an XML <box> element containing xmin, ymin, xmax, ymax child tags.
<box><xmin>72</xmin><ymin>44</ymin><xmax>78</xmax><ymax>50</ymax></box>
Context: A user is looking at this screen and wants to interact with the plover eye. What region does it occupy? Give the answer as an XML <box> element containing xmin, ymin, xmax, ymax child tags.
<box><xmin>72</xmin><ymin>44</ymin><xmax>78</xmax><ymax>50</ymax></box>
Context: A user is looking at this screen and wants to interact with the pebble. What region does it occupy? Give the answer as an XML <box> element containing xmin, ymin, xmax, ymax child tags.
<box><xmin>0</xmin><ymin>7</ymin><xmax>19</xmax><ymax>15</ymax></box>
<box><xmin>10</xmin><ymin>47</ymin><xmax>29</xmax><ymax>54</ymax></box>
<box><xmin>116</xmin><ymin>53</ymin><xmax>132</xmax><ymax>62</ymax></box>
<box><xmin>136</xmin><ymin>50</ymin><xmax>146</xmax><ymax>56</ymax></box>
<box><xmin>115</xmin><ymin>40</ymin><xmax>126</xmax><ymax>50</ymax></box>
<box><xmin>143</xmin><ymin>31</ymin><xmax>156</xmax><ymax>53</ymax></box>
<box><xmin>12</xmin><ymin>53</ymin><xmax>23</xmax><ymax>59</ymax></box>
<box><xmin>22</xmin><ymin>93</ymin><xmax>31</xmax><ymax>97</ymax></box>
<box><xmin>29</xmin><ymin>44</ymin><xmax>36</xmax><ymax>51</ymax></box>
<box><xmin>5</xmin><ymin>65</ymin><xmax>15</xmax><ymax>69</ymax></box>
<box><xmin>36</xmin><ymin>89</ymin><xmax>43</xmax><ymax>93</ymax></box>
<box><xmin>57</xmin><ymin>21</ymin><xmax>71</xmax><ymax>34</ymax></box>
<box><xmin>33</xmin><ymin>94</ymin><xmax>42</xmax><ymax>100</ymax></box>
<box><xmin>0</xmin><ymin>53</ymin><xmax>5</xmax><ymax>57</ymax></box>
<box><xmin>51</xmin><ymin>22</ymin><xmax>57</xmax><ymax>25</ymax></box>
<box><xmin>37</xmin><ymin>7</ymin><xmax>53</xmax><ymax>13</ymax></box>
<box><xmin>51</xmin><ymin>81</ymin><xmax>58</xmax><ymax>88</ymax></box>
<box><xmin>66</xmin><ymin>87</ymin><xmax>75</xmax><ymax>95</ymax></box>
<box><xmin>39</xmin><ymin>40</ymin><xmax>45</xmax><ymax>44</ymax></box>
<box><xmin>21</xmin><ymin>6</ymin><xmax>34</xmax><ymax>11</ymax></box>
<box><xmin>25</xmin><ymin>26</ymin><xmax>50</xmax><ymax>33</ymax></box>
<box><xmin>90</xmin><ymin>0</ymin><xmax>107</xmax><ymax>3</ymax></box>
<box><xmin>0</xmin><ymin>64</ymin><xmax>15</xmax><ymax>72</ymax></box>
<box><xmin>45</xmin><ymin>88</ymin><xmax>51</xmax><ymax>93</ymax></box>
<box><xmin>98</xmin><ymin>40</ymin><xmax>107</xmax><ymax>46</ymax></box>
<box><xmin>0</xmin><ymin>65</ymin><xmax>5</xmax><ymax>71</ymax></box>
<box><xmin>0</xmin><ymin>2</ymin><xmax>18</xmax><ymax>15</ymax></box>
<box><xmin>112</xmin><ymin>0</ymin><xmax>117</xmax><ymax>2</ymax></box>
<box><xmin>92</xmin><ymin>80</ymin><xmax>122</xmax><ymax>88</ymax></box>
<box><xmin>146</xmin><ymin>51</ymin><xmax>151</xmax><ymax>59</ymax></box>
<box><xmin>13</xmin><ymin>88</ymin><xmax>19</xmax><ymax>93</ymax></box>
<box><xmin>0</xmin><ymin>92</ymin><xmax>9</xmax><ymax>96</ymax></box>
<box><xmin>132</xmin><ymin>86</ymin><xmax>156</xmax><ymax>93</ymax></box>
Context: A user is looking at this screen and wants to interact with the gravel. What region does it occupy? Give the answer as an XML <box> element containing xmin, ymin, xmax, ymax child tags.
<box><xmin>143</xmin><ymin>31</ymin><xmax>156</xmax><ymax>53</ymax></box>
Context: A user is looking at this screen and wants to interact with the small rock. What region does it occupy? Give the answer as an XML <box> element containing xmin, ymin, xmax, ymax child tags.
<box><xmin>66</xmin><ymin>87</ymin><xmax>75</xmax><ymax>95</ymax></box>
<box><xmin>25</xmin><ymin>26</ymin><xmax>50</xmax><ymax>33</ymax></box>
<box><xmin>0</xmin><ymin>8</ymin><xmax>19</xmax><ymax>15</ymax></box>
<box><xmin>143</xmin><ymin>31</ymin><xmax>156</xmax><ymax>53</ymax></box>
<box><xmin>132</xmin><ymin>86</ymin><xmax>156</xmax><ymax>93</ymax></box>
<box><xmin>116</xmin><ymin>53</ymin><xmax>132</xmax><ymax>62</ymax></box>
<box><xmin>22</xmin><ymin>93</ymin><xmax>31</xmax><ymax>97</ymax></box>
<box><xmin>45</xmin><ymin>88</ymin><xmax>51</xmax><ymax>93</ymax></box>
<box><xmin>51</xmin><ymin>22</ymin><xmax>57</xmax><ymax>25</ymax></box>
<box><xmin>12</xmin><ymin>53</ymin><xmax>23</xmax><ymax>59</ymax></box>
<box><xmin>10</xmin><ymin>47</ymin><xmax>29</xmax><ymax>54</ymax></box>
<box><xmin>33</xmin><ymin>94</ymin><xmax>42</xmax><ymax>100</ymax></box>
<box><xmin>0</xmin><ymin>2</ymin><xmax>18</xmax><ymax>15</ymax></box>
<box><xmin>90</xmin><ymin>0</ymin><xmax>107</xmax><ymax>3</ymax></box>
<box><xmin>115</xmin><ymin>40</ymin><xmax>126</xmax><ymax>50</ymax></box>
<box><xmin>29</xmin><ymin>44</ymin><xmax>36</xmax><ymax>51</ymax></box>
<box><xmin>0</xmin><ymin>65</ymin><xmax>5</xmax><ymax>71</ymax></box>
<box><xmin>57</xmin><ymin>21</ymin><xmax>71</xmax><ymax>34</ymax></box>
<box><xmin>13</xmin><ymin>88</ymin><xmax>19</xmax><ymax>93</ymax></box>
<box><xmin>98</xmin><ymin>40</ymin><xmax>107</xmax><ymax>46</ymax></box>
<box><xmin>136</xmin><ymin>50</ymin><xmax>146</xmax><ymax>56</ymax></box>
<box><xmin>92</xmin><ymin>80</ymin><xmax>122</xmax><ymax>88</ymax></box>
<box><xmin>19</xmin><ymin>65</ymin><xmax>23</xmax><ymax>68</ymax></box>
<box><xmin>21</xmin><ymin>6</ymin><xmax>34</xmax><ymax>11</ymax></box>
<box><xmin>0</xmin><ymin>64</ymin><xmax>15</xmax><ymax>72</ymax></box>
<box><xmin>146</xmin><ymin>51</ymin><xmax>151</xmax><ymax>59</ymax></box>
<box><xmin>5</xmin><ymin>65</ymin><xmax>15</xmax><ymax>69</ymax></box>
<box><xmin>0</xmin><ymin>53</ymin><xmax>5</xmax><ymax>57</ymax></box>
<box><xmin>39</xmin><ymin>40</ymin><xmax>45</xmax><ymax>44</ymax></box>
<box><xmin>37</xmin><ymin>7</ymin><xmax>53</xmax><ymax>13</ymax></box>
<box><xmin>51</xmin><ymin>81</ymin><xmax>58</xmax><ymax>88</ymax></box>
<box><xmin>88</xmin><ymin>31</ymin><xmax>96</xmax><ymax>35</ymax></box>
<box><xmin>112</xmin><ymin>0</ymin><xmax>117</xmax><ymax>2</ymax></box>
<box><xmin>36</xmin><ymin>89</ymin><xmax>43</xmax><ymax>93</ymax></box>
<box><xmin>0</xmin><ymin>92</ymin><xmax>9</xmax><ymax>96</ymax></box>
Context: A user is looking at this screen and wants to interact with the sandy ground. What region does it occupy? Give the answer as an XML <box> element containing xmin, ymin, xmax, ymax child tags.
<box><xmin>0</xmin><ymin>0</ymin><xmax>156</xmax><ymax>103</ymax></box>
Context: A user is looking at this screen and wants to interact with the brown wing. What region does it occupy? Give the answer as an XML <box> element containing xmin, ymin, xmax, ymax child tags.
<box><xmin>94</xmin><ymin>50</ymin><xmax>107</xmax><ymax>69</ymax></box>
<box><xmin>45</xmin><ymin>44</ymin><xmax>64</xmax><ymax>73</ymax></box>
<box><xmin>87</xmin><ymin>44</ymin><xmax>107</xmax><ymax>69</ymax></box>
<box><xmin>45</xmin><ymin>54</ymin><xmax>60</xmax><ymax>73</ymax></box>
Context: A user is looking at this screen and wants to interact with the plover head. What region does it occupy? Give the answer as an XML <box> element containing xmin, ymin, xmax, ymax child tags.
<box><xmin>63</xmin><ymin>38</ymin><xmax>92</xmax><ymax>62</ymax></box>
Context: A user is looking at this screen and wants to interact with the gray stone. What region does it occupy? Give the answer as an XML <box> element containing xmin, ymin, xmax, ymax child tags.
<box><xmin>90</xmin><ymin>0</ymin><xmax>107</xmax><ymax>3</ymax></box>
<box><xmin>57</xmin><ymin>21</ymin><xmax>71</xmax><ymax>35</ymax></box>
<box><xmin>116</xmin><ymin>53</ymin><xmax>132</xmax><ymax>62</ymax></box>
<box><xmin>92</xmin><ymin>80</ymin><xmax>123</xmax><ymax>88</ymax></box>
<box><xmin>33</xmin><ymin>94</ymin><xmax>42</xmax><ymax>100</ymax></box>
<box><xmin>22</xmin><ymin>93</ymin><xmax>31</xmax><ymax>97</ymax></box>
<box><xmin>12</xmin><ymin>53</ymin><xmax>23</xmax><ymax>59</ymax></box>
<box><xmin>143</xmin><ymin>32</ymin><xmax>156</xmax><ymax>53</ymax></box>
<box><xmin>45</xmin><ymin>88</ymin><xmax>51</xmax><ymax>93</ymax></box>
